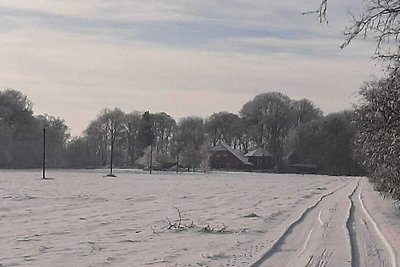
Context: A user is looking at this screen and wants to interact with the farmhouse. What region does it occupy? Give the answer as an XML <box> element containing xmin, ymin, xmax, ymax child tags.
<box><xmin>245</xmin><ymin>148</ymin><xmax>275</xmax><ymax>170</ymax></box>
<box><xmin>210</xmin><ymin>143</ymin><xmax>253</xmax><ymax>170</ymax></box>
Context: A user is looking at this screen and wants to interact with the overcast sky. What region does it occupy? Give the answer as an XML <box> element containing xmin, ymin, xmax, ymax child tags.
<box><xmin>1</xmin><ymin>0</ymin><xmax>381</xmax><ymax>136</ymax></box>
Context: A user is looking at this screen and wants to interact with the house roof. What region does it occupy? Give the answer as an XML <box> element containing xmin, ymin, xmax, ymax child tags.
<box><xmin>211</xmin><ymin>143</ymin><xmax>253</xmax><ymax>166</ymax></box>
<box><xmin>245</xmin><ymin>148</ymin><xmax>273</xmax><ymax>157</ymax></box>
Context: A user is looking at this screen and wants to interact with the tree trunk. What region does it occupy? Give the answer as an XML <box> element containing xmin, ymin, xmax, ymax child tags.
<box><xmin>109</xmin><ymin>132</ymin><xmax>114</xmax><ymax>175</ymax></box>
<box><xmin>176</xmin><ymin>153</ymin><xmax>179</xmax><ymax>173</ymax></box>
<box><xmin>149</xmin><ymin>144</ymin><xmax>153</xmax><ymax>174</ymax></box>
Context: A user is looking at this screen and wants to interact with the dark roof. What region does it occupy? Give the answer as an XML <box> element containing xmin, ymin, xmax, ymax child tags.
<box><xmin>210</xmin><ymin>143</ymin><xmax>253</xmax><ymax>166</ymax></box>
<box><xmin>245</xmin><ymin>148</ymin><xmax>273</xmax><ymax>157</ymax></box>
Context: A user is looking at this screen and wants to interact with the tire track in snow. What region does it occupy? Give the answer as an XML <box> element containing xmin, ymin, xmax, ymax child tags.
<box><xmin>285</xmin><ymin>204</ymin><xmax>328</xmax><ymax>267</ymax></box>
<box><xmin>357</xmin><ymin>181</ymin><xmax>397</xmax><ymax>267</ymax></box>
<box><xmin>345</xmin><ymin>180</ymin><xmax>360</xmax><ymax>267</ymax></box>
<box><xmin>250</xmin><ymin>181</ymin><xmax>351</xmax><ymax>267</ymax></box>
<box><xmin>317</xmin><ymin>205</ymin><xmax>325</xmax><ymax>226</ymax></box>
<box><xmin>285</xmin><ymin>219</ymin><xmax>317</xmax><ymax>267</ymax></box>
<box><xmin>291</xmin><ymin>180</ymin><xmax>357</xmax><ymax>267</ymax></box>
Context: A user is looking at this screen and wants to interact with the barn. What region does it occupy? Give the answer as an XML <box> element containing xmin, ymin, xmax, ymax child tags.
<box><xmin>244</xmin><ymin>148</ymin><xmax>275</xmax><ymax>170</ymax></box>
<box><xmin>209</xmin><ymin>143</ymin><xmax>253</xmax><ymax>170</ymax></box>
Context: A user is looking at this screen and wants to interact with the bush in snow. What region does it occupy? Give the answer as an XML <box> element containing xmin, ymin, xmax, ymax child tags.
<box><xmin>355</xmin><ymin>68</ymin><xmax>400</xmax><ymax>200</ymax></box>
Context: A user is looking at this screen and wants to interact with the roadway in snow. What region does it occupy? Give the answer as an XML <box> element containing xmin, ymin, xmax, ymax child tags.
<box><xmin>251</xmin><ymin>179</ymin><xmax>398</xmax><ymax>267</ymax></box>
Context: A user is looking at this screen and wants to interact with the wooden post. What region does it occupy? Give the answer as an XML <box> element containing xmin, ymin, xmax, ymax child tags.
<box><xmin>42</xmin><ymin>128</ymin><xmax>46</xmax><ymax>179</ymax></box>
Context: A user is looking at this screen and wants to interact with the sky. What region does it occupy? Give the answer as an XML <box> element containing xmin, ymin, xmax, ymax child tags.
<box><xmin>0</xmin><ymin>0</ymin><xmax>382</xmax><ymax>136</ymax></box>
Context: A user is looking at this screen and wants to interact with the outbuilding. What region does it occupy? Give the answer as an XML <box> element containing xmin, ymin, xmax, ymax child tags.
<box><xmin>245</xmin><ymin>148</ymin><xmax>275</xmax><ymax>170</ymax></box>
<box><xmin>210</xmin><ymin>143</ymin><xmax>253</xmax><ymax>170</ymax></box>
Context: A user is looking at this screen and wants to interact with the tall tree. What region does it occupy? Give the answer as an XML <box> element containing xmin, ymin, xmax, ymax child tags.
<box><xmin>137</xmin><ymin>111</ymin><xmax>155</xmax><ymax>172</ymax></box>
<box><xmin>84</xmin><ymin>119</ymin><xmax>108</xmax><ymax>167</ymax></box>
<box><xmin>293</xmin><ymin>99</ymin><xmax>323</xmax><ymax>126</ymax></box>
<box><xmin>66</xmin><ymin>136</ymin><xmax>91</xmax><ymax>168</ymax></box>
<box><xmin>0</xmin><ymin>89</ymin><xmax>41</xmax><ymax>168</ymax></box>
<box><xmin>240</xmin><ymin>92</ymin><xmax>295</xmax><ymax>167</ymax></box>
<box><xmin>151</xmin><ymin>112</ymin><xmax>176</xmax><ymax>154</ymax></box>
<box><xmin>122</xmin><ymin>111</ymin><xmax>142</xmax><ymax>166</ymax></box>
<box><xmin>83</xmin><ymin>108</ymin><xmax>125</xmax><ymax>172</ymax></box>
<box><xmin>36</xmin><ymin>114</ymin><xmax>70</xmax><ymax>167</ymax></box>
<box><xmin>288</xmin><ymin>111</ymin><xmax>361</xmax><ymax>175</ymax></box>
<box><xmin>176</xmin><ymin>116</ymin><xmax>205</xmax><ymax>172</ymax></box>
<box><xmin>205</xmin><ymin>112</ymin><xmax>240</xmax><ymax>147</ymax></box>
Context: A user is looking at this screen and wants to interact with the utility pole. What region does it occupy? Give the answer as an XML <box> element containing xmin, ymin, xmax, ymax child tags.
<box><xmin>107</xmin><ymin>130</ymin><xmax>116</xmax><ymax>177</ymax></box>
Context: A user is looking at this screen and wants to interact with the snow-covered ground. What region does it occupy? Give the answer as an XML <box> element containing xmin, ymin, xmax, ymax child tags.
<box><xmin>0</xmin><ymin>170</ymin><xmax>399</xmax><ymax>267</ymax></box>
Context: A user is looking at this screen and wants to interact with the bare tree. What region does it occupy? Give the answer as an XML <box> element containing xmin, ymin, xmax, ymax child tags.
<box><xmin>315</xmin><ymin>0</ymin><xmax>400</xmax><ymax>62</ymax></box>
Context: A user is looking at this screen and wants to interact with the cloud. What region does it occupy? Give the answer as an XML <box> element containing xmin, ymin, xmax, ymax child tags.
<box><xmin>0</xmin><ymin>1</ymin><xmax>366</xmax><ymax>44</ymax></box>
<box><xmin>0</xmin><ymin>1</ymin><xmax>381</xmax><ymax>135</ymax></box>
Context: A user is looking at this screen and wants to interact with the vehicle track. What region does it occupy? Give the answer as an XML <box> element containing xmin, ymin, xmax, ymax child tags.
<box><xmin>250</xmin><ymin>180</ymin><xmax>356</xmax><ymax>267</ymax></box>
<box><xmin>251</xmin><ymin>178</ymin><xmax>398</xmax><ymax>267</ymax></box>
<box><xmin>346</xmin><ymin>180</ymin><xmax>360</xmax><ymax>267</ymax></box>
<box><xmin>347</xmin><ymin>180</ymin><xmax>397</xmax><ymax>267</ymax></box>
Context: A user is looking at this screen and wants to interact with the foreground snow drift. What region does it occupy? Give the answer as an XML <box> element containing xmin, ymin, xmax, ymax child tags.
<box><xmin>0</xmin><ymin>170</ymin><xmax>399</xmax><ymax>266</ymax></box>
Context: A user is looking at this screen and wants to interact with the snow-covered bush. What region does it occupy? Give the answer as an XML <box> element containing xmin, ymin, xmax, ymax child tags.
<box><xmin>355</xmin><ymin>68</ymin><xmax>400</xmax><ymax>200</ymax></box>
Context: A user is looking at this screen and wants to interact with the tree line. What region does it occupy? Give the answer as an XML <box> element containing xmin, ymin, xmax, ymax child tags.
<box><xmin>0</xmin><ymin>88</ymin><xmax>362</xmax><ymax>175</ymax></box>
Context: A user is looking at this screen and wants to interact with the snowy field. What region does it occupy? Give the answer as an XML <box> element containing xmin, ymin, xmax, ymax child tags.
<box><xmin>0</xmin><ymin>170</ymin><xmax>399</xmax><ymax>267</ymax></box>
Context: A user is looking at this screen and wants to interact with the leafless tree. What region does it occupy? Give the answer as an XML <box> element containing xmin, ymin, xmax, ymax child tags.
<box><xmin>314</xmin><ymin>0</ymin><xmax>400</xmax><ymax>62</ymax></box>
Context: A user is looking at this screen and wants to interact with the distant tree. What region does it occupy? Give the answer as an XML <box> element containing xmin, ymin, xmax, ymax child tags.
<box><xmin>0</xmin><ymin>89</ymin><xmax>74</xmax><ymax>169</ymax></box>
<box><xmin>151</xmin><ymin>112</ymin><xmax>176</xmax><ymax>154</ymax></box>
<box><xmin>170</xmin><ymin>131</ymin><xmax>184</xmax><ymax>173</ymax></box>
<box><xmin>240</xmin><ymin>92</ymin><xmax>295</xmax><ymax>167</ymax></box>
<box><xmin>293</xmin><ymin>99</ymin><xmax>323</xmax><ymax>126</ymax></box>
<box><xmin>122</xmin><ymin>111</ymin><xmax>142</xmax><ymax>166</ymax></box>
<box><xmin>288</xmin><ymin>111</ymin><xmax>362</xmax><ymax>175</ymax></box>
<box><xmin>100</xmin><ymin>108</ymin><xmax>125</xmax><ymax>175</ymax></box>
<box><xmin>136</xmin><ymin>145</ymin><xmax>157</xmax><ymax>170</ymax></box>
<box><xmin>84</xmin><ymin>119</ymin><xmax>108</xmax><ymax>167</ymax></box>
<box><xmin>137</xmin><ymin>111</ymin><xmax>155</xmax><ymax>172</ymax></box>
<box><xmin>176</xmin><ymin>116</ymin><xmax>205</xmax><ymax>172</ymax></box>
<box><xmin>230</xmin><ymin>117</ymin><xmax>253</xmax><ymax>153</ymax></box>
<box><xmin>66</xmin><ymin>137</ymin><xmax>91</xmax><ymax>168</ymax></box>
<box><xmin>0</xmin><ymin>89</ymin><xmax>41</xmax><ymax>168</ymax></box>
<box><xmin>323</xmin><ymin>112</ymin><xmax>360</xmax><ymax>175</ymax></box>
<box><xmin>0</xmin><ymin>123</ymin><xmax>13</xmax><ymax>167</ymax></box>
<box><xmin>36</xmin><ymin>114</ymin><xmax>70</xmax><ymax>167</ymax></box>
<box><xmin>205</xmin><ymin>112</ymin><xmax>240</xmax><ymax>147</ymax></box>
<box><xmin>285</xmin><ymin>119</ymin><xmax>321</xmax><ymax>165</ymax></box>
<box><xmin>0</xmin><ymin>89</ymin><xmax>33</xmax><ymax>125</ymax></box>
<box><xmin>83</xmin><ymin>108</ymin><xmax>125</xmax><ymax>171</ymax></box>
